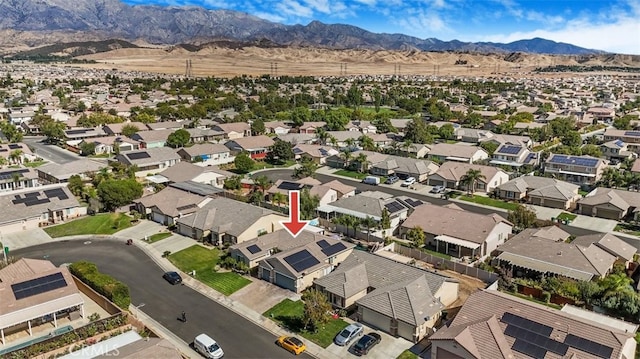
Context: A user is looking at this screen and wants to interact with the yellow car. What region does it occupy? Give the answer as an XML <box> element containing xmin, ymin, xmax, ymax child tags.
<box><xmin>277</xmin><ymin>335</ymin><xmax>306</xmax><ymax>355</ymax></box>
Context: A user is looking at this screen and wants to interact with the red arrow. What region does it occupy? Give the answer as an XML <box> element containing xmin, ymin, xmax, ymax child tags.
<box><xmin>280</xmin><ymin>190</ymin><xmax>308</xmax><ymax>238</ymax></box>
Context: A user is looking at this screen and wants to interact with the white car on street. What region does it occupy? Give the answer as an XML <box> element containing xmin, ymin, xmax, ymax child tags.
<box><xmin>401</xmin><ymin>177</ymin><xmax>416</xmax><ymax>187</ymax></box>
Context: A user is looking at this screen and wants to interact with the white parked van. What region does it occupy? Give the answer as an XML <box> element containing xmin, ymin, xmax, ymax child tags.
<box><xmin>362</xmin><ymin>176</ymin><xmax>380</xmax><ymax>186</ymax></box>
<box><xmin>194</xmin><ymin>333</ymin><xmax>224</xmax><ymax>359</ymax></box>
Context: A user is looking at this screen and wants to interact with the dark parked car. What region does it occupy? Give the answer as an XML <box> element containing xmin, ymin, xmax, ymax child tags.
<box><xmin>352</xmin><ymin>333</ymin><xmax>382</xmax><ymax>356</ymax></box>
<box><xmin>163</xmin><ymin>271</ymin><xmax>182</xmax><ymax>285</ymax></box>
<box><xmin>385</xmin><ymin>175</ymin><xmax>399</xmax><ymax>184</ymax></box>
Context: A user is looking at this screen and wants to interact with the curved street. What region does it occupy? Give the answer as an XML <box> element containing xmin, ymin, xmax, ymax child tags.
<box><xmin>13</xmin><ymin>240</ymin><xmax>310</xmax><ymax>359</ymax></box>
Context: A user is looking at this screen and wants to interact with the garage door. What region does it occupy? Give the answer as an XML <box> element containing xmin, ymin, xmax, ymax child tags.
<box><xmin>151</xmin><ymin>212</ymin><xmax>166</xmax><ymax>225</ymax></box>
<box><xmin>261</xmin><ymin>268</ymin><xmax>271</xmax><ymax>281</ymax></box>
<box><xmin>596</xmin><ymin>208</ymin><xmax>621</xmax><ymax>220</ymax></box>
<box><xmin>275</xmin><ymin>273</ymin><xmax>296</xmax><ymax>291</ymax></box>
<box><xmin>361</xmin><ymin>307</ymin><xmax>391</xmax><ymax>333</ymax></box>
<box><xmin>397</xmin><ymin>321</ymin><xmax>416</xmax><ymax>342</ymax></box>
<box><xmin>429</xmin><ymin>179</ymin><xmax>444</xmax><ymax>187</ymax></box>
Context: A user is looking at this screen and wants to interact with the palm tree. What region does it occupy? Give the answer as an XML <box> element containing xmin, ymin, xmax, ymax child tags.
<box><xmin>329</xmin><ymin>136</ymin><xmax>338</xmax><ymax>148</ymax></box>
<box><xmin>460</xmin><ymin>169</ymin><xmax>486</xmax><ymax>195</ymax></box>
<box><xmin>0</xmin><ymin>157</ymin><xmax>6</xmax><ymax>168</ymax></box>
<box><xmin>354</xmin><ymin>153</ymin><xmax>370</xmax><ymax>173</ymax></box>
<box><xmin>403</xmin><ymin>139</ymin><xmax>415</xmax><ymax>156</ymax></box>
<box><xmin>253</xmin><ymin>175</ymin><xmax>272</xmax><ymax>195</ymax></box>
<box><xmin>11</xmin><ymin>172</ymin><xmax>21</xmax><ymax>190</ymax></box>
<box><xmin>272</xmin><ymin>192</ymin><xmax>287</xmax><ymax>207</ymax></box>
<box><xmin>358</xmin><ymin>135</ymin><xmax>376</xmax><ymax>151</ymax></box>
<box><xmin>316</xmin><ymin>128</ymin><xmax>329</xmax><ymax>145</ymax></box>
<box><xmin>9</xmin><ymin>149</ymin><xmax>22</xmax><ymax>164</ymax></box>
<box><xmin>359</xmin><ymin>216</ymin><xmax>378</xmax><ymax>242</ymax></box>
<box><xmin>340</xmin><ymin>150</ymin><xmax>353</xmax><ymax>169</ymax></box>
<box><xmin>345</xmin><ymin>138</ymin><xmax>356</xmax><ymax>150</ymax></box>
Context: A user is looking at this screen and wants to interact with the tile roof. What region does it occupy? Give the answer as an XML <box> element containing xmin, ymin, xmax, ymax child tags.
<box><xmin>226</xmin><ymin>135</ymin><xmax>274</xmax><ymax>150</ymax></box>
<box><xmin>231</xmin><ymin>229</ymin><xmax>328</xmax><ymax>260</ymax></box>
<box><xmin>428</xmin><ymin>143</ymin><xmax>488</xmax><ymax>158</ymax></box>
<box><xmin>177</xmin><ymin>143</ymin><xmax>229</xmax><ymax>157</ymax></box>
<box><xmin>579</xmin><ymin>187</ymin><xmax>640</xmax><ymax>209</ymax></box>
<box><xmin>133</xmin><ymin>129</ymin><xmax>175</xmax><ymax>143</ymax></box>
<box><xmin>432</xmin><ymin>162</ymin><xmax>505</xmax><ymax>182</ymax></box>
<box><xmin>116</xmin><ymin>147</ymin><xmax>180</xmax><ymax>166</ymax></box>
<box><xmin>0</xmin><ymin>185</ymin><xmax>80</xmax><ymax>225</ymax></box>
<box><xmin>136</xmin><ymin>187</ymin><xmax>206</xmax><ymax>217</ymax></box>
<box><xmin>497</xmin><ymin>176</ymin><xmax>578</xmax><ymax>195</ymax></box>
<box><xmin>401</xmin><ymin>204</ymin><xmax>511</xmax><ymax>244</ymax></box>
<box><xmin>431</xmin><ymin>290</ymin><xmax>633</xmax><ymax>359</ymax></box>
<box><xmin>572</xmin><ymin>232</ymin><xmax>637</xmax><ymax>261</ymax></box>
<box><xmin>159</xmin><ymin>161</ymin><xmax>205</xmax><ymax>183</ymax></box>
<box><xmin>37</xmin><ymin>159</ymin><xmax>105</xmax><ymax>179</ymax></box>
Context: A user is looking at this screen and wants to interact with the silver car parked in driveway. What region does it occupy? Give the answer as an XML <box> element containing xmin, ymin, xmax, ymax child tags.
<box><xmin>334</xmin><ymin>323</ymin><xmax>364</xmax><ymax>346</ymax></box>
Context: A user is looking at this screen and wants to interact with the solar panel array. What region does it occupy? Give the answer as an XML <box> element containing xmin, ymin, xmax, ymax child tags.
<box><xmin>384</xmin><ymin>201</ymin><xmax>405</xmax><ymax>213</ymax></box>
<box><xmin>283</xmin><ymin>249</ymin><xmax>320</xmax><ymax>273</ymax></box>
<box><xmin>564</xmin><ymin>334</ymin><xmax>613</xmax><ymax>358</ymax></box>
<box><xmin>505</xmin><ymin>325</ymin><xmax>568</xmax><ymax>356</ymax></box>
<box><xmin>293</xmin><ymin>148</ymin><xmax>304</xmax><ymax>155</ymax></box>
<box><xmin>247</xmin><ymin>244</ymin><xmax>262</xmax><ymax>254</ymax></box>
<box><xmin>0</xmin><ymin>168</ymin><xmax>29</xmax><ymax>181</ymax></box>
<box><xmin>317</xmin><ymin>240</ymin><xmax>330</xmax><ymax>249</ymax></box>
<box><xmin>404</xmin><ymin>198</ymin><xmax>424</xmax><ymax>207</ymax></box>
<box><xmin>44</xmin><ymin>188</ymin><xmax>69</xmax><ymax>200</ymax></box>
<box><xmin>321</xmin><ymin>242</ymin><xmax>347</xmax><ymax>257</ymax></box>
<box><xmin>614</xmin><ymin>139</ymin><xmax>625</xmax><ymax>147</ymax></box>
<box><xmin>278</xmin><ymin>181</ymin><xmax>304</xmax><ymax>191</ymax></box>
<box><xmin>624</xmin><ymin>131</ymin><xmax>640</xmax><ymax>137</ymax></box>
<box><xmin>127</xmin><ymin>152</ymin><xmax>152</xmax><ymax>160</ymax></box>
<box><xmin>549</xmin><ymin>155</ymin><xmax>599</xmax><ymax>167</ymax></box>
<box><xmin>66</xmin><ymin>129</ymin><xmax>90</xmax><ymax>135</ymax></box>
<box><xmin>502</xmin><ymin>313</ymin><xmax>553</xmax><ymax>336</ymax></box>
<box><xmin>524</xmin><ymin>153</ymin><xmax>536</xmax><ymax>164</ymax></box>
<box><xmin>497</xmin><ymin>145</ymin><xmax>521</xmax><ymax>155</ymax></box>
<box><xmin>11</xmin><ymin>272</ymin><xmax>68</xmax><ymax>300</ymax></box>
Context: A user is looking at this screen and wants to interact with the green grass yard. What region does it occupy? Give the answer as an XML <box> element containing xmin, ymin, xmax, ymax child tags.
<box><xmin>334</xmin><ymin>169</ymin><xmax>368</xmax><ymax>180</ymax></box>
<box><xmin>396</xmin><ymin>350</ymin><xmax>419</xmax><ymax>359</ymax></box>
<box><xmin>556</xmin><ymin>212</ymin><xmax>577</xmax><ymax>222</ymax></box>
<box><xmin>458</xmin><ymin>195</ymin><xmax>519</xmax><ymax>211</ymax></box>
<box><xmin>44</xmin><ymin>213</ymin><xmax>133</xmax><ymax>238</ymax></box>
<box><xmin>24</xmin><ymin>160</ymin><xmax>48</xmax><ymax>168</ymax></box>
<box><xmin>145</xmin><ymin>232</ymin><xmax>172</xmax><ymax>243</ymax></box>
<box><xmin>263</xmin><ymin>299</ymin><xmax>349</xmax><ymax>348</ymax></box>
<box><xmin>168</xmin><ymin>245</ymin><xmax>251</xmax><ymax>296</ymax></box>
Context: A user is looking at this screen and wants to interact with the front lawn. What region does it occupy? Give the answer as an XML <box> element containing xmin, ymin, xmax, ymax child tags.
<box><xmin>556</xmin><ymin>212</ymin><xmax>577</xmax><ymax>222</ymax></box>
<box><xmin>168</xmin><ymin>245</ymin><xmax>250</xmax><ymax>296</ymax></box>
<box><xmin>145</xmin><ymin>232</ymin><xmax>172</xmax><ymax>243</ymax></box>
<box><xmin>615</xmin><ymin>223</ymin><xmax>640</xmax><ymax>237</ymax></box>
<box><xmin>458</xmin><ymin>195</ymin><xmax>519</xmax><ymax>211</ymax></box>
<box><xmin>24</xmin><ymin>160</ymin><xmax>47</xmax><ymax>168</ymax></box>
<box><xmin>44</xmin><ymin>213</ymin><xmax>133</xmax><ymax>238</ymax></box>
<box><xmin>396</xmin><ymin>350</ymin><xmax>419</xmax><ymax>359</ymax></box>
<box><xmin>334</xmin><ymin>169</ymin><xmax>368</xmax><ymax>180</ymax></box>
<box><xmin>263</xmin><ymin>299</ymin><xmax>349</xmax><ymax>348</ymax></box>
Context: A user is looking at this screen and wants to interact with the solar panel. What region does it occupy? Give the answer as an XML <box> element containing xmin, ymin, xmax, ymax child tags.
<box><xmin>405</xmin><ymin>198</ymin><xmax>423</xmax><ymax>207</ymax></box>
<box><xmin>11</xmin><ymin>272</ymin><xmax>68</xmax><ymax>300</ymax></box>
<box><xmin>24</xmin><ymin>192</ymin><xmax>40</xmax><ymax>197</ymax></box>
<box><xmin>44</xmin><ymin>188</ymin><xmax>69</xmax><ymax>200</ymax></box>
<box><xmin>278</xmin><ymin>181</ymin><xmax>304</xmax><ymax>191</ymax></box>
<box><xmin>574</xmin><ymin>158</ymin><xmax>598</xmax><ymax>167</ymax></box>
<box><xmin>498</xmin><ymin>145</ymin><xmax>521</xmax><ymax>154</ymax></box>
<box><xmin>624</xmin><ymin>131</ymin><xmax>640</xmax><ymax>137</ymax></box>
<box><xmin>0</xmin><ymin>168</ymin><xmax>29</xmax><ymax>181</ymax></box>
<box><xmin>247</xmin><ymin>244</ymin><xmax>261</xmax><ymax>254</ymax></box>
<box><xmin>384</xmin><ymin>201</ymin><xmax>405</xmax><ymax>213</ymax></box>
<box><xmin>283</xmin><ymin>249</ymin><xmax>320</xmax><ymax>273</ymax></box>
<box><xmin>524</xmin><ymin>153</ymin><xmax>536</xmax><ymax>164</ymax></box>
<box><xmin>293</xmin><ymin>148</ymin><xmax>304</xmax><ymax>154</ymax></box>
<box><xmin>317</xmin><ymin>240</ymin><xmax>330</xmax><ymax>249</ymax></box>
<box><xmin>502</xmin><ymin>312</ymin><xmax>553</xmax><ymax>336</ymax></box>
<box><xmin>321</xmin><ymin>243</ymin><xmax>347</xmax><ymax>257</ymax></box>
<box><xmin>8</xmin><ymin>143</ymin><xmax>21</xmax><ymax>149</ymax></box>
<box><xmin>66</xmin><ymin>129</ymin><xmax>90</xmax><ymax>135</ymax></box>
<box><xmin>564</xmin><ymin>334</ymin><xmax>613</xmax><ymax>358</ymax></box>
<box><xmin>512</xmin><ymin>339</ymin><xmax>547</xmax><ymax>359</ymax></box>
<box><xmin>127</xmin><ymin>152</ymin><xmax>151</xmax><ymax>160</ymax></box>
<box><xmin>505</xmin><ymin>325</ymin><xmax>568</xmax><ymax>356</ymax></box>
<box><xmin>614</xmin><ymin>139</ymin><xmax>624</xmax><ymax>147</ymax></box>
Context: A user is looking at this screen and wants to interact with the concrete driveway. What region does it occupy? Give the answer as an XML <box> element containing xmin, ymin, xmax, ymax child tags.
<box><xmin>324</xmin><ymin>320</ymin><xmax>412</xmax><ymax>359</ymax></box>
<box><xmin>116</xmin><ymin>219</ymin><xmax>166</xmax><ymax>240</ymax></box>
<box><xmin>0</xmin><ymin>228</ymin><xmax>53</xmax><ymax>251</ymax></box>
<box><xmin>230</xmin><ymin>278</ymin><xmax>301</xmax><ymax>314</ymax></box>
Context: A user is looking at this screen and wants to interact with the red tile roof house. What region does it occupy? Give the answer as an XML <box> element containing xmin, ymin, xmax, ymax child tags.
<box><xmin>400</xmin><ymin>203</ymin><xmax>512</xmax><ymax>260</ymax></box>
<box><xmin>429</xmin><ymin>289</ymin><xmax>637</xmax><ymax>359</ymax></box>
<box><xmin>224</xmin><ymin>135</ymin><xmax>275</xmax><ymax>160</ymax></box>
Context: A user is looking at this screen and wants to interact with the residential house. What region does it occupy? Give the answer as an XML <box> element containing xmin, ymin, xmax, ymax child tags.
<box><xmin>176</xmin><ymin>143</ymin><xmax>233</xmax><ymax>166</ymax></box>
<box><xmin>224</xmin><ymin>135</ymin><xmax>275</xmax><ymax>160</ymax></box>
<box><xmin>322</xmin><ymin>179</ymin><xmax>356</xmax><ymax>199</ymax></box>
<box><xmin>489</xmin><ymin>143</ymin><xmax>539</xmax><ymax>169</ymax></box>
<box><xmin>0</xmin><ymin>167</ymin><xmax>39</xmax><ymax>192</ymax></box>
<box><xmin>578</xmin><ymin>187</ymin><xmax>640</xmax><ymax>220</ymax></box>
<box><xmin>267</xmin><ymin>179</ymin><xmax>338</xmax><ymax>206</ymax></box>
<box><xmin>543</xmin><ymin>154</ymin><xmax>608</xmax><ymax>186</ymax></box>
<box><xmin>314</xmin><ymin>251</ymin><xmax>459</xmax><ymax>343</ymax></box>
<box><xmin>112</xmin><ymin>147</ymin><xmax>180</xmax><ymax>176</ymax></box>
<box><xmin>8</xmin><ymin>109</ymin><xmax>35</xmax><ymax>125</ymax></box>
<box><xmin>64</xmin><ymin>127</ymin><xmax>107</xmax><ymax>142</ymax></box>
<box><xmin>495</xmin><ymin>176</ymin><xmax>581</xmax><ymax>210</ymax></box>
<box><xmin>427</xmin><ymin>162</ymin><xmax>509</xmax><ymax>193</ymax></box>
<box><xmin>318</xmin><ymin>191</ymin><xmax>411</xmax><ymax>240</ymax></box>
<box><xmin>156</xmin><ymin>161</ymin><xmax>234</xmax><ymax>188</ymax></box>
<box><xmin>427</xmin><ymin>143</ymin><xmax>489</xmax><ymax>164</ymax></box>
<box><xmin>572</xmin><ymin>232</ymin><xmax>636</xmax><ymax>267</ymax></box>
<box><xmin>587</xmin><ymin>107</ymin><xmax>615</xmax><ymax>122</ymax></box>
<box><xmin>292</xmin><ymin>144</ymin><xmax>339</xmax><ymax>165</ymax></box>
<box><xmin>102</xmin><ymin>122</ymin><xmax>146</xmax><ymax>136</ymax></box>
<box><xmin>397</xmin><ymin>143</ymin><xmax>430</xmax><ymax>159</ymax></box>
<box><xmin>186</xmin><ymin>128</ymin><xmax>225</xmax><ymax>143</ymax></box>
<box><xmin>146</xmin><ymin>121</ymin><xmax>185</xmax><ymax>131</ymax></box>
<box><xmin>299</xmin><ymin>121</ymin><xmax>326</xmax><ymax>134</ymax></box>
<box><xmin>131</xmin><ymin>129</ymin><xmax>175</xmax><ymax>149</ymax></box>
<box><xmin>212</xmin><ymin>123</ymin><xmax>251</xmax><ymax>139</ymax></box>
<box><xmin>326</xmin><ymin>131</ymin><xmax>363</xmax><ymax>148</ymax></box>
<box><xmin>346</xmin><ymin>120</ymin><xmax>376</xmax><ymax>134</ymax></box>
<box><xmin>0</xmin><ymin>143</ymin><xmax>37</xmax><ymax>164</ymax></box>
<box><xmin>78</xmin><ymin>136</ymin><xmax>140</xmax><ymax>155</ymax></box>
<box><xmin>631</xmin><ymin>158</ymin><xmax>640</xmax><ymax>174</ymax></box>
<box><xmin>37</xmin><ymin>159</ymin><xmax>104</xmax><ymax>184</ymax></box>
<box><xmin>603</xmin><ymin>129</ymin><xmax>640</xmax><ymax>154</ymax></box>
<box><xmin>389</xmin><ymin>119</ymin><xmax>411</xmax><ymax>134</ymax></box>
<box><xmin>326</xmin><ymin>150</ymin><xmax>387</xmax><ymax>170</ymax></box>
<box><xmin>276</xmin><ymin>133</ymin><xmax>316</xmax><ymax>145</ymax></box>
<box><xmin>257</xmin><ymin>232</ymin><xmax>355</xmax><ymax>293</ymax></box>
<box><xmin>600</xmin><ymin>139</ymin><xmax>637</xmax><ymax>163</ymax></box>
<box><xmin>479</xmin><ymin>133</ymin><xmax>532</xmax><ymax>149</ymax></box>
<box><xmin>134</xmin><ymin>186</ymin><xmax>208</xmax><ymax>226</ymax></box>
<box><xmin>400</xmin><ymin>203</ymin><xmax>512</xmax><ymax>260</ymax></box>
<box><xmin>495</xmin><ymin>227</ymin><xmax>618</xmax><ymax>281</ymax></box>
<box><xmin>0</xmin><ymin>259</ymin><xmax>87</xmax><ymax>346</ymax></box>
<box><xmin>263</xmin><ymin>121</ymin><xmax>291</xmax><ymax>135</ymax></box>
<box><xmin>429</xmin><ymin>289</ymin><xmax>637</xmax><ymax>359</ymax></box>
<box><xmin>0</xmin><ymin>184</ymin><xmax>85</xmax><ymax>233</ymax></box>
<box><xmin>369</xmin><ymin>155</ymin><xmax>440</xmax><ymax>183</ymax></box>
<box><xmin>175</xmin><ymin>197</ymin><xmax>284</xmax><ymax>244</ymax></box>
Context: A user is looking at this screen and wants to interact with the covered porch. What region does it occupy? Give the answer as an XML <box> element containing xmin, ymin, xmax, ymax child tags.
<box><xmin>427</xmin><ymin>235</ymin><xmax>482</xmax><ymax>259</ymax></box>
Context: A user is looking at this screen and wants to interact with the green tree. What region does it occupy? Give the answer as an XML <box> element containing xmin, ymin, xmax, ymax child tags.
<box><xmin>132</xmin><ymin>112</ymin><xmax>156</xmax><ymax>124</ymax></box>
<box><xmin>302</xmin><ymin>289</ymin><xmax>332</xmax><ymax>332</ymax></box>
<box><xmin>359</xmin><ymin>216</ymin><xmax>378</xmax><ymax>242</ymax></box>
<box><xmin>460</xmin><ymin>169</ymin><xmax>486</xmax><ymax>195</ymax></box>
<box><xmin>41</xmin><ymin>120</ymin><xmax>67</xmax><ymax>143</ymax></box>
<box><xmin>406</xmin><ymin>226</ymin><xmax>426</xmax><ymax>248</ymax></box>
<box><xmin>234</xmin><ymin>152</ymin><xmax>255</xmax><ymax>173</ymax></box>
<box><xmin>438</xmin><ymin>123</ymin><xmax>456</xmax><ymax>140</ymax></box>
<box><xmin>97</xmin><ymin>179</ymin><xmax>143</xmax><ymax>211</ymax></box>
<box><xmin>67</xmin><ymin>175</ymin><xmax>85</xmax><ymax>196</ymax></box>
<box><xmin>354</xmin><ymin>153</ymin><xmax>370</xmax><ymax>173</ymax></box>
<box><xmin>293</xmin><ymin>157</ymin><xmax>318</xmax><ymax>179</ymax></box>
<box><xmin>580</xmin><ymin>144</ymin><xmax>602</xmax><ymax>158</ymax></box>
<box><xmin>121</xmin><ymin>124</ymin><xmax>140</xmax><ymax>138</ymax></box>
<box><xmin>507</xmin><ymin>204</ymin><xmax>538</xmax><ymax>231</ymax></box>
<box><xmin>560</xmin><ymin>131</ymin><xmax>582</xmax><ymax>147</ymax></box>
<box><xmin>80</xmin><ymin>142</ymin><xmax>96</xmax><ymax>156</ymax></box>
<box><xmin>266</xmin><ymin>140</ymin><xmax>294</xmax><ymax>164</ymax></box>
<box><xmin>290</xmin><ymin>107</ymin><xmax>311</xmax><ymax>128</ymax></box>
<box><xmin>480</xmin><ymin>141</ymin><xmax>499</xmax><ymax>156</ymax></box>
<box><xmin>251</xmin><ymin>118</ymin><xmax>266</xmax><ymax>135</ymax></box>
<box><xmin>613</xmin><ymin>114</ymin><xmax>637</xmax><ymax>130</ymax></box>
<box><xmin>380</xmin><ymin>208</ymin><xmax>391</xmax><ymax>236</ymax></box>
<box><xmin>300</xmin><ymin>188</ymin><xmax>319</xmax><ymax>220</ymax></box>
<box><xmin>0</xmin><ymin>122</ymin><xmax>23</xmax><ymax>143</ymax></box>
<box><xmin>223</xmin><ymin>175</ymin><xmax>242</xmax><ymax>190</ymax></box>
<box><xmin>253</xmin><ymin>175</ymin><xmax>272</xmax><ymax>195</ymax></box>
<box><xmin>271</xmin><ymin>192</ymin><xmax>287</xmax><ymax>207</ymax></box>
<box><xmin>509</xmin><ymin>112</ymin><xmax>535</xmax><ymax>122</ymax></box>
<box><xmin>404</xmin><ymin>118</ymin><xmax>433</xmax><ymax>144</ymax></box>
<box><xmin>358</xmin><ymin>135</ymin><xmax>376</xmax><ymax>151</ymax></box>
<box><xmin>166</xmin><ymin>129</ymin><xmax>191</xmax><ymax>148</ymax></box>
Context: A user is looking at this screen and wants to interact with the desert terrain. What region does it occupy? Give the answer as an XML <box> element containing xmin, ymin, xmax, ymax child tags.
<box><xmin>70</xmin><ymin>46</ymin><xmax>640</xmax><ymax>78</ymax></box>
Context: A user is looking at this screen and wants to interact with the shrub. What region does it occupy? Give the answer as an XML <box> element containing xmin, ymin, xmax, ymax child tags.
<box><xmin>542</xmin><ymin>291</ymin><xmax>551</xmax><ymax>303</ymax></box>
<box><xmin>162</xmin><ymin>250</ymin><xmax>171</xmax><ymax>258</ymax></box>
<box><xmin>69</xmin><ymin>261</ymin><xmax>131</xmax><ymax>309</ymax></box>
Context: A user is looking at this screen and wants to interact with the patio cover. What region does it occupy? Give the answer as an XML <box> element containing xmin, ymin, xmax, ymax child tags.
<box><xmin>0</xmin><ymin>294</ymin><xmax>84</xmax><ymax>329</ymax></box>
<box><xmin>444</xmin><ymin>156</ymin><xmax>470</xmax><ymax>162</ymax></box>
<box><xmin>557</xmin><ymin>170</ymin><xmax>596</xmax><ymax>177</ymax></box>
<box><xmin>434</xmin><ymin>235</ymin><xmax>480</xmax><ymax>250</ymax></box>
<box><xmin>497</xmin><ymin>252</ymin><xmax>594</xmax><ymax>281</ymax></box>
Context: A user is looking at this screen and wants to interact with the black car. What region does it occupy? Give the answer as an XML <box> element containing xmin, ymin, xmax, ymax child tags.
<box><xmin>163</xmin><ymin>271</ymin><xmax>182</xmax><ymax>285</ymax></box>
<box><xmin>352</xmin><ymin>333</ymin><xmax>381</xmax><ymax>356</ymax></box>
<box><xmin>385</xmin><ymin>175</ymin><xmax>399</xmax><ymax>184</ymax></box>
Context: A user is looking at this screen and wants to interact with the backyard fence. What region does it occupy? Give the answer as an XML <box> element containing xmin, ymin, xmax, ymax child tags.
<box><xmin>393</xmin><ymin>243</ymin><xmax>499</xmax><ymax>284</ymax></box>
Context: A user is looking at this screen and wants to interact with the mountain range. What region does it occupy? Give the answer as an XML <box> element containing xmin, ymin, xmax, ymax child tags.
<box><xmin>0</xmin><ymin>0</ymin><xmax>605</xmax><ymax>55</ymax></box>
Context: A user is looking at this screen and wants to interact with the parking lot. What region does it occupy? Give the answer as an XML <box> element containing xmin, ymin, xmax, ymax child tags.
<box><xmin>323</xmin><ymin>320</ymin><xmax>413</xmax><ymax>359</ymax></box>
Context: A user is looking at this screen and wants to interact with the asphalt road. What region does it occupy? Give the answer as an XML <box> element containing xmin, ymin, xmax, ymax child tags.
<box><xmin>256</xmin><ymin>169</ymin><xmax>604</xmax><ymax>238</ymax></box>
<box><xmin>23</xmin><ymin>136</ymin><xmax>81</xmax><ymax>164</ymax></box>
<box><xmin>14</xmin><ymin>240</ymin><xmax>310</xmax><ymax>359</ymax></box>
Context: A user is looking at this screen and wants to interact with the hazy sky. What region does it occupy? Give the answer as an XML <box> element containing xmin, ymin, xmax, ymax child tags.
<box><xmin>122</xmin><ymin>0</ymin><xmax>640</xmax><ymax>54</ymax></box>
